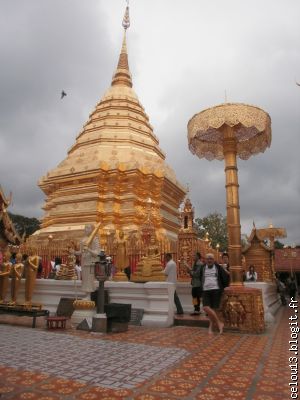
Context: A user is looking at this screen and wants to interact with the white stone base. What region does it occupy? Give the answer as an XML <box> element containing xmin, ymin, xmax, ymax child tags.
<box><xmin>16</xmin><ymin>279</ymin><xmax>88</xmax><ymax>314</ymax></box>
<box><xmin>71</xmin><ymin>309</ymin><xmax>96</xmax><ymax>327</ymax></box>
<box><xmin>244</xmin><ymin>282</ymin><xmax>281</xmax><ymax>323</ymax></box>
<box><xmin>105</xmin><ymin>281</ymin><xmax>175</xmax><ymax>327</ymax></box>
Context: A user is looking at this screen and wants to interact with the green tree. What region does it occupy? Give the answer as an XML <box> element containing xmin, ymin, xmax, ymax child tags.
<box><xmin>274</xmin><ymin>240</ymin><xmax>284</xmax><ymax>249</ymax></box>
<box><xmin>195</xmin><ymin>212</ymin><xmax>228</xmax><ymax>251</ymax></box>
<box><xmin>8</xmin><ymin>212</ymin><xmax>40</xmax><ymax>237</ymax></box>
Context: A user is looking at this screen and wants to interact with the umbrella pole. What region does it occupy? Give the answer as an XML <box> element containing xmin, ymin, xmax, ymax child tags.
<box><xmin>223</xmin><ymin>128</ymin><xmax>243</xmax><ymax>286</ymax></box>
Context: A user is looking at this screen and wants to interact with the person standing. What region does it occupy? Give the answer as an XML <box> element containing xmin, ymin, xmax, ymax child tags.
<box><xmin>221</xmin><ymin>252</ymin><xmax>230</xmax><ymax>275</ymax></box>
<box><xmin>246</xmin><ymin>265</ymin><xmax>257</xmax><ymax>282</ymax></box>
<box><xmin>185</xmin><ymin>252</ymin><xmax>203</xmax><ymax>315</ymax></box>
<box><xmin>164</xmin><ymin>253</ymin><xmax>183</xmax><ymax>315</ymax></box>
<box><xmin>275</xmin><ymin>274</ymin><xmax>287</xmax><ymax>306</ymax></box>
<box><xmin>288</xmin><ymin>276</ymin><xmax>297</xmax><ymax>301</ymax></box>
<box><xmin>200</xmin><ymin>253</ymin><xmax>229</xmax><ymax>334</ymax></box>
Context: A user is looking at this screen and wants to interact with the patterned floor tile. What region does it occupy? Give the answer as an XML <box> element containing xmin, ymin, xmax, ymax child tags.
<box><xmin>0</xmin><ymin>306</ymin><xmax>293</xmax><ymax>400</ymax></box>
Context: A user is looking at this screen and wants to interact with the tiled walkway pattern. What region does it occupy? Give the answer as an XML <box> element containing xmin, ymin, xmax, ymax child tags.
<box><xmin>0</xmin><ymin>307</ymin><xmax>291</xmax><ymax>399</ymax></box>
<box><xmin>0</xmin><ymin>326</ymin><xmax>188</xmax><ymax>390</ymax></box>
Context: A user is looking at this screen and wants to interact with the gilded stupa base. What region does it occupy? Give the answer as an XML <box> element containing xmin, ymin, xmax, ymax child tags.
<box><xmin>113</xmin><ymin>271</ymin><xmax>128</xmax><ymax>282</ymax></box>
<box><xmin>220</xmin><ymin>286</ymin><xmax>265</xmax><ymax>334</ymax></box>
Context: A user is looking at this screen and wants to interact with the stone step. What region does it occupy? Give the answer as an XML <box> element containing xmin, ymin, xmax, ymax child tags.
<box><xmin>174</xmin><ymin>313</ymin><xmax>210</xmax><ymax>327</ymax></box>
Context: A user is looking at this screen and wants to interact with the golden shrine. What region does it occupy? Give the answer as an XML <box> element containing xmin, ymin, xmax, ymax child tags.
<box><xmin>31</xmin><ymin>5</ymin><xmax>185</xmax><ymax>246</ymax></box>
<box><xmin>243</xmin><ymin>227</ymin><xmax>273</xmax><ymax>281</ymax></box>
<box><xmin>243</xmin><ymin>224</ymin><xmax>287</xmax><ymax>282</ymax></box>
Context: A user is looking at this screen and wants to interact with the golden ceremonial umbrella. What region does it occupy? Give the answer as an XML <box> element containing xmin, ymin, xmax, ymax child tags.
<box><xmin>188</xmin><ymin>103</ymin><xmax>271</xmax><ymax>284</ymax></box>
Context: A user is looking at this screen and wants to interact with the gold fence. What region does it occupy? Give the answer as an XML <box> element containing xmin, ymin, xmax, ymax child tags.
<box><xmin>20</xmin><ymin>238</ymin><xmax>219</xmax><ymax>281</ymax></box>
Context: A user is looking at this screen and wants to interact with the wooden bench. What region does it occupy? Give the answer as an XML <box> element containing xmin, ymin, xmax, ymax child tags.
<box><xmin>0</xmin><ymin>305</ymin><xmax>49</xmax><ymax>328</ymax></box>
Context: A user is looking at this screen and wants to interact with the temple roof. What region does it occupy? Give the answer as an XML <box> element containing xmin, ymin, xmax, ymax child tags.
<box><xmin>242</xmin><ymin>228</ymin><xmax>271</xmax><ymax>253</ymax></box>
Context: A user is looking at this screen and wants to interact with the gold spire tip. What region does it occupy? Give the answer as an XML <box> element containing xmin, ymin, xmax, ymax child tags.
<box><xmin>122</xmin><ymin>2</ymin><xmax>130</xmax><ymax>30</ymax></box>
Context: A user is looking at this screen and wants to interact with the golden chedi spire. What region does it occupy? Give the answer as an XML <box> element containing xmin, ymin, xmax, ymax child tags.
<box><xmin>112</xmin><ymin>5</ymin><xmax>132</xmax><ymax>88</ymax></box>
<box><xmin>33</xmin><ymin>2</ymin><xmax>186</xmax><ymax>244</ymax></box>
<box><xmin>111</xmin><ymin>33</ymin><xmax>132</xmax><ymax>88</ymax></box>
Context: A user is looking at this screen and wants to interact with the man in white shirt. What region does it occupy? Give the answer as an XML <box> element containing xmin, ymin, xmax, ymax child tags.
<box><xmin>164</xmin><ymin>253</ymin><xmax>183</xmax><ymax>315</ymax></box>
<box><xmin>201</xmin><ymin>253</ymin><xmax>227</xmax><ymax>334</ymax></box>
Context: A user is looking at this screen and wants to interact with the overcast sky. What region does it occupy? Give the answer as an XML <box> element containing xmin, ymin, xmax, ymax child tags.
<box><xmin>0</xmin><ymin>0</ymin><xmax>299</xmax><ymax>244</ymax></box>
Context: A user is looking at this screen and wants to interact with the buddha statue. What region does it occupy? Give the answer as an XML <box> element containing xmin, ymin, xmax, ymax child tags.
<box><xmin>10</xmin><ymin>252</ymin><xmax>24</xmax><ymax>305</ymax></box>
<box><xmin>113</xmin><ymin>230</ymin><xmax>129</xmax><ymax>281</ymax></box>
<box><xmin>56</xmin><ymin>244</ymin><xmax>77</xmax><ymax>280</ymax></box>
<box><xmin>131</xmin><ymin>234</ymin><xmax>165</xmax><ymax>283</ymax></box>
<box><xmin>0</xmin><ymin>249</ymin><xmax>12</xmax><ymax>303</ymax></box>
<box><xmin>24</xmin><ymin>252</ymin><xmax>39</xmax><ymax>305</ymax></box>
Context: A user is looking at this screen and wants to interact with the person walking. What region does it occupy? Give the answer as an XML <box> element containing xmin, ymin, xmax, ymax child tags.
<box><xmin>164</xmin><ymin>253</ymin><xmax>184</xmax><ymax>315</ymax></box>
<box><xmin>200</xmin><ymin>253</ymin><xmax>229</xmax><ymax>334</ymax></box>
<box><xmin>185</xmin><ymin>252</ymin><xmax>203</xmax><ymax>315</ymax></box>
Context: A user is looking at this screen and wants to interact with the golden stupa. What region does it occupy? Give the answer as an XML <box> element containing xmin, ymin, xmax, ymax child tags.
<box><xmin>32</xmin><ymin>5</ymin><xmax>185</xmax><ymax>244</ymax></box>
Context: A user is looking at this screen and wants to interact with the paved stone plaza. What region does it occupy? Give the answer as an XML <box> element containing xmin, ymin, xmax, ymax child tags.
<box><xmin>0</xmin><ymin>308</ymin><xmax>291</xmax><ymax>399</ymax></box>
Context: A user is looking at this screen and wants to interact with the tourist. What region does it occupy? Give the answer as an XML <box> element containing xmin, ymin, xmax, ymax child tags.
<box><xmin>124</xmin><ymin>265</ymin><xmax>131</xmax><ymax>281</ymax></box>
<box><xmin>288</xmin><ymin>276</ymin><xmax>297</xmax><ymax>301</ymax></box>
<box><xmin>37</xmin><ymin>257</ymin><xmax>43</xmax><ymax>279</ymax></box>
<box><xmin>221</xmin><ymin>252</ymin><xmax>230</xmax><ymax>276</ymax></box>
<box><xmin>200</xmin><ymin>253</ymin><xmax>229</xmax><ymax>334</ymax></box>
<box><xmin>52</xmin><ymin>257</ymin><xmax>62</xmax><ymax>278</ymax></box>
<box><xmin>184</xmin><ymin>252</ymin><xmax>203</xmax><ymax>315</ymax></box>
<box><xmin>164</xmin><ymin>253</ymin><xmax>183</xmax><ymax>315</ymax></box>
<box><xmin>242</xmin><ymin>269</ymin><xmax>247</xmax><ymax>282</ymax></box>
<box><xmin>75</xmin><ymin>257</ymin><xmax>82</xmax><ymax>280</ymax></box>
<box><xmin>275</xmin><ymin>274</ymin><xmax>287</xmax><ymax>306</ymax></box>
<box><xmin>246</xmin><ymin>265</ymin><xmax>257</xmax><ymax>282</ymax></box>
<box><xmin>10</xmin><ymin>252</ymin><xmax>16</xmax><ymax>265</ymax></box>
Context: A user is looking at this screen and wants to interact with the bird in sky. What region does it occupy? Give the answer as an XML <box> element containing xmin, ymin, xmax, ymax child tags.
<box><xmin>61</xmin><ymin>90</ymin><xmax>67</xmax><ymax>99</ymax></box>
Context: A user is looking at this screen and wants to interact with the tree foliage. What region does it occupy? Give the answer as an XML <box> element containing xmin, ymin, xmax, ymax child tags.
<box><xmin>8</xmin><ymin>212</ymin><xmax>40</xmax><ymax>237</ymax></box>
<box><xmin>195</xmin><ymin>212</ymin><xmax>228</xmax><ymax>251</ymax></box>
<box><xmin>274</xmin><ymin>240</ymin><xmax>285</xmax><ymax>249</ymax></box>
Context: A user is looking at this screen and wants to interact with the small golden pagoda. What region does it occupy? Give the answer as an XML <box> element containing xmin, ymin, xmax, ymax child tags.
<box><xmin>177</xmin><ymin>195</ymin><xmax>218</xmax><ymax>281</ymax></box>
<box><xmin>32</xmin><ymin>5</ymin><xmax>185</xmax><ymax>245</ymax></box>
<box><xmin>178</xmin><ymin>196</ymin><xmax>199</xmax><ymax>280</ymax></box>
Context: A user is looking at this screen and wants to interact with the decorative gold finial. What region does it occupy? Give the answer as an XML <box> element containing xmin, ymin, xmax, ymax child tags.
<box><xmin>122</xmin><ymin>1</ymin><xmax>130</xmax><ymax>30</ymax></box>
